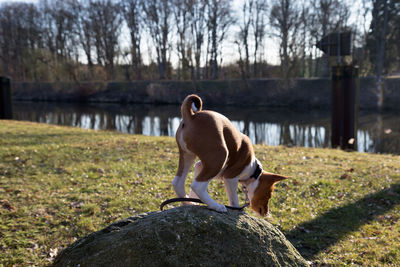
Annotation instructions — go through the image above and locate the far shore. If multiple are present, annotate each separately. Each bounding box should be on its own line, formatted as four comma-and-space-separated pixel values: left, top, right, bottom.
11, 77, 400, 110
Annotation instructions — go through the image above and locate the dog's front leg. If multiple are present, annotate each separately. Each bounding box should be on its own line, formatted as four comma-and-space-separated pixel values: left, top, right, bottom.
223, 177, 239, 207
191, 180, 227, 213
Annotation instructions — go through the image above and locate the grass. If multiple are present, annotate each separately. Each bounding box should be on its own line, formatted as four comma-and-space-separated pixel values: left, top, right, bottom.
0, 120, 399, 266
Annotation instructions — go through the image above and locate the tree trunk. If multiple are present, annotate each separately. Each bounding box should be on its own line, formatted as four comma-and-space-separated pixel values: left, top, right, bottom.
376, 0, 388, 111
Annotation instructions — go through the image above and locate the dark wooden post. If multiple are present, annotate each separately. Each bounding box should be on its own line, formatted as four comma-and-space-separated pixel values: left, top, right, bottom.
0, 76, 13, 119
342, 66, 358, 150
316, 32, 359, 150
331, 67, 343, 148
331, 66, 359, 150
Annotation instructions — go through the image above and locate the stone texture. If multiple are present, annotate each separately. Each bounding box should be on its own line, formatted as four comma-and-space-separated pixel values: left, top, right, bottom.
53, 206, 308, 267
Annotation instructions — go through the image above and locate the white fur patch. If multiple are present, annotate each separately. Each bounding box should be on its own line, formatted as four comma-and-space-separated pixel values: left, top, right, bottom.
172, 154, 194, 198
224, 177, 239, 207
246, 179, 259, 201
191, 102, 198, 112
191, 180, 227, 212
237, 156, 262, 202
237, 156, 257, 180
172, 175, 186, 198
179, 131, 190, 152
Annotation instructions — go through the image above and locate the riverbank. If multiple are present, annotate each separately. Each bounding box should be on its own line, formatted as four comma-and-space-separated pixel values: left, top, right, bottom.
1, 120, 399, 265
11, 77, 400, 110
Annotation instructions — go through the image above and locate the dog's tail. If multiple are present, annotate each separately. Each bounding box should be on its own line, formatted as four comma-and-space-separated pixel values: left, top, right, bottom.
181, 94, 202, 121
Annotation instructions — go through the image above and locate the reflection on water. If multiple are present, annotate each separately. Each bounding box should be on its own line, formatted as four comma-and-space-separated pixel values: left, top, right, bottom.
12, 102, 400, 154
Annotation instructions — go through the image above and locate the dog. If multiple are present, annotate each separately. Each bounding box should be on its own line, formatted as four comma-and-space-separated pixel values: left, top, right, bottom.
172, 94, 288, 216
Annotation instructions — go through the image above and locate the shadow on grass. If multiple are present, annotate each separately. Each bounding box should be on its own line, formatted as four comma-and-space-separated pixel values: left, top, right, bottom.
285, 183, 400, 259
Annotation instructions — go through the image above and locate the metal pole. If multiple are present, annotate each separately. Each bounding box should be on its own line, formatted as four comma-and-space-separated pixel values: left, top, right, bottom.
0, 76, 13, 119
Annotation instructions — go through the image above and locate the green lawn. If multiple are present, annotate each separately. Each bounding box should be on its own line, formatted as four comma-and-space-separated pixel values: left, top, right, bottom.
0, 120, 399, 266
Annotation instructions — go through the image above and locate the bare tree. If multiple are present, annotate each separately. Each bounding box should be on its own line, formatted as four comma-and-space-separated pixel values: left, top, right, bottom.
0, 2, 44, 80
236, 0, 268, 79
270, 0, 302, 83
310, 0, 350, 76
251, 0, 267, 78
73, 0, 94, 70
0, 0, 383, 82
38, 0, 77, 61
123, 0, 143, 80
237, 0, 253, 79
375, 0, 388, 110
37, 0, 82, 81
188, 0, 207, 80
367, 0, 400, 77
173, 0, 191, 80
368, 0, 390, 110
88, 0, 123, 80
206, 0, 232, 79
54, 2, 76, 59
352, 0, 373, 76
142, 0, 172, 80
298, 2, 310, 77
0, 3, 23, 77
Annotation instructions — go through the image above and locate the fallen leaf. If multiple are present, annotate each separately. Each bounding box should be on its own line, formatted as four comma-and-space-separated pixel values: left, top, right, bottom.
70, 201, 83, 209
292, 180, 301, 186
49, 247, 58, 258
97, 168, 105, 175
340, 173, 350, 179
47, 247, 60, 262
1, 199, 16, 211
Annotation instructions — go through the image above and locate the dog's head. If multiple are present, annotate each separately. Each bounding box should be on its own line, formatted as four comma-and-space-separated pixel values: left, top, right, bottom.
250, 172, 288, 216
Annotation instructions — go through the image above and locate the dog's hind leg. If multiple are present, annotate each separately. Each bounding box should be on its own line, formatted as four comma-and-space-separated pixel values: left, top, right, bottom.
191, 148, 228, 213
173, 148, 195, 198
188, 161, 202, 199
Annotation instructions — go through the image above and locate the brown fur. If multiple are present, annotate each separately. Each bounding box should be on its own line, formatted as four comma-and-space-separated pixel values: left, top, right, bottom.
176, 95, 252, 182
175, 94, 288, 216
250, 172, 288, 216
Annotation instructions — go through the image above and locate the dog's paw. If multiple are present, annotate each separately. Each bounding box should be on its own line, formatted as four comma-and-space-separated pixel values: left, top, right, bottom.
209, 203, 227, 213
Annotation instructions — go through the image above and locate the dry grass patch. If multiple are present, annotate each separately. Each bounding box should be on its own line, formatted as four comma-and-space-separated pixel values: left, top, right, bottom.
0, 120, 399, 266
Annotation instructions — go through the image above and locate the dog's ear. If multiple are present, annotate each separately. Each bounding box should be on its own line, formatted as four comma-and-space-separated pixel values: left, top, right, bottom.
263, 172, 289, 184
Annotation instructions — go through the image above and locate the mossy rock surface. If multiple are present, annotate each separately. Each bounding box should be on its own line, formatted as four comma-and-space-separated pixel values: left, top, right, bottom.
54, 206, 308, 267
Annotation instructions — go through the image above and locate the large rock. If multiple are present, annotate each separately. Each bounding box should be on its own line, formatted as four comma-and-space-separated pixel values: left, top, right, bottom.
54, 206, 308, 266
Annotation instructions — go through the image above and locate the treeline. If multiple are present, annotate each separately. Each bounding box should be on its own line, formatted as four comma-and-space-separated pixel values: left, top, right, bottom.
0, 0, 399, 82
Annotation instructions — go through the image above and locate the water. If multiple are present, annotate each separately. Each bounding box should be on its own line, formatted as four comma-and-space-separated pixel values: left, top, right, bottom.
11, 101, 400, 154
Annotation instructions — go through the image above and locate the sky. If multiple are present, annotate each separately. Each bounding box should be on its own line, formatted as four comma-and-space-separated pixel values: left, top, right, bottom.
0, 0, 37, 2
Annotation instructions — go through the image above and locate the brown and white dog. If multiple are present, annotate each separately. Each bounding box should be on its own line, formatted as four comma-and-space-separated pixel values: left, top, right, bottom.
173, 94, 288, 216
